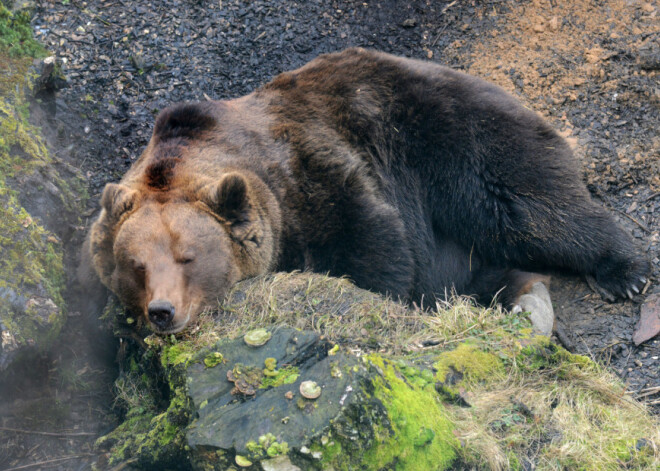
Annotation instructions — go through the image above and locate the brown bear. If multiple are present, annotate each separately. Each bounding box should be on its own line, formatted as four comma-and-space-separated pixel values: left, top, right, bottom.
83, 48, 650, 334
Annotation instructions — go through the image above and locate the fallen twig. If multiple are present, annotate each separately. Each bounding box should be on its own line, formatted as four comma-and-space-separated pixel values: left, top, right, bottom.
614, 208, 651, 233
634, 385, 660, 398
0, 426, 96, 438
644, 191, 660, 202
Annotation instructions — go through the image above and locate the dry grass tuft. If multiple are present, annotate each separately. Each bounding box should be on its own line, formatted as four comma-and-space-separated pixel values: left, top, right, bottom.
178, 271, 510, 355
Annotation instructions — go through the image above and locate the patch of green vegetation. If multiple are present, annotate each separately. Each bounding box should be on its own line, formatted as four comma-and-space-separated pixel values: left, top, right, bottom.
99, 361, 192, 468
260, 365, 299, 389
203, 351, 224, 368
316, 436, 342, 463
0, 5, 47, 58
433, 342, 504, 384
361, 354, 458, 470
160, 341, 195, 367
0, 4, 85, 356
0, 152, 66, 347
447, 334, 660, 470
104, 273, 660, 470
97, 368, 160, 465
244, 433, 289, 460
515, 335, 592, 376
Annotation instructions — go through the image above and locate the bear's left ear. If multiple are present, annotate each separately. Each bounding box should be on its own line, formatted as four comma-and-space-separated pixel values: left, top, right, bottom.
200, 173, 252, 225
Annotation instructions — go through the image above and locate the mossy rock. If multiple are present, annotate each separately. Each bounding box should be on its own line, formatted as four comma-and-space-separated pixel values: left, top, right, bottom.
99, 273, 660, 470
0, 5, 84, 370
101, 327, 458, 470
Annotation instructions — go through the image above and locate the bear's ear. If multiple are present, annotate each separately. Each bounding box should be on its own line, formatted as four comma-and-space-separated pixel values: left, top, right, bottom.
201, 173, 252, 224
100, 183, 137, 221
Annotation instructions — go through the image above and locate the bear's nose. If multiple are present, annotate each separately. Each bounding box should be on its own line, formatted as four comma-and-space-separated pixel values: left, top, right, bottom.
148, 299, 175, 330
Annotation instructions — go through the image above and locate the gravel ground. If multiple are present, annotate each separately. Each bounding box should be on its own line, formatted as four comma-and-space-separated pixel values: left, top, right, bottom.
0, 0, 657, 469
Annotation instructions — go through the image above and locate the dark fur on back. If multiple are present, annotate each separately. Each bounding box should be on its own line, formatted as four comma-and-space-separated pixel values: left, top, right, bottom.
144, 139, 186, 190
145, 103, 217, 190
262, 48, 649, 303
153, 102, 217, 142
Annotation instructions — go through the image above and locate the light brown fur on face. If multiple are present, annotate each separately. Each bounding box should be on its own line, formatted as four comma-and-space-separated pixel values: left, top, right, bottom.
109, 201, 240, 333
87, 167, 281, 333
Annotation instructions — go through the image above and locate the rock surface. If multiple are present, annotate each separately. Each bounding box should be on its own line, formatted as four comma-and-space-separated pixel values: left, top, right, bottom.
96, 273, 660, 470
100, 323, 457, 470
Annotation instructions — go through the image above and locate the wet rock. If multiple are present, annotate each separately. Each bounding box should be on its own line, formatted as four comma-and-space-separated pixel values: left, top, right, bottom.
633, 293, 660, 346
186, 329, 369, 463
97, 273, 660, 470
0, 19, 83, 373
100, 323, 460, 470
401, 18, 417, 28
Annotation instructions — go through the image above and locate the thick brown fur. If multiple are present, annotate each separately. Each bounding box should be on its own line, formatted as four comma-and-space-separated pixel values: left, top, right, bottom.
83, 48, 650, 333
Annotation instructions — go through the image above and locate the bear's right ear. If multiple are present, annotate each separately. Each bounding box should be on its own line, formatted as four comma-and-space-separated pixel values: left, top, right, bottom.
200, 173, 252, 225
100, 183, 137, 221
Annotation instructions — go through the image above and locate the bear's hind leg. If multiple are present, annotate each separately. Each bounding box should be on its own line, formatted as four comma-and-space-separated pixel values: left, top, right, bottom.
478, 192, 651, 302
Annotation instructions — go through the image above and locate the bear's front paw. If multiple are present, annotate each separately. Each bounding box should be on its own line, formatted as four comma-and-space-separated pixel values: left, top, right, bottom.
589, 253, 651, 301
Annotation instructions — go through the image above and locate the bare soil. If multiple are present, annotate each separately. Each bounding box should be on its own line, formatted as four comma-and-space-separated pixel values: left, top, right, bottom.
0, 0, 657, 469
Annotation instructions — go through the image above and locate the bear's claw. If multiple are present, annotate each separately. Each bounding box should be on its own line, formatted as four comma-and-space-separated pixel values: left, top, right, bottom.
585, 276, 614, 302
589, 255, 652, 302
587, 272, 650, 302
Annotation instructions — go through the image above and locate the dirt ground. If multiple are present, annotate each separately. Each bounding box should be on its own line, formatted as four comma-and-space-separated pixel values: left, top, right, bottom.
0, 0, 658, 469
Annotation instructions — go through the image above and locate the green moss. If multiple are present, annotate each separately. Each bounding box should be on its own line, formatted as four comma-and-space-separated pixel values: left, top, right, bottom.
515, 335, 594, 376
245, 440, 261, 454
433, 342, 504, 384
99, 367, 192, 468
361, 354, 458, 470
264, 357, 277, 370
320, 438, 342, 463
0, 191, 65, 346
203, 351, 224, 368
161, 342, 195, 367
101, 275, 660, 470
260, 365, 299, 389
243, 433, 288, 461
0, 6, 84, 355
0, 5, 47, 58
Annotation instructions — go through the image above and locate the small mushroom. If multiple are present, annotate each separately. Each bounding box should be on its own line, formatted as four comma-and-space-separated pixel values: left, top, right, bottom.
300, 380, 322, 399
235, 455, 252, 467
244, 328, 271, 347
264, 357, 277, 370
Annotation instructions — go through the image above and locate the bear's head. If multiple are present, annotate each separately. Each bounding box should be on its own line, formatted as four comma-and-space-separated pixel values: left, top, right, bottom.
88, 171, 281, 334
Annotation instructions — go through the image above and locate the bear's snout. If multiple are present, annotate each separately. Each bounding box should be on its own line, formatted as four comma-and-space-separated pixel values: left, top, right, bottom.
148, 299, 175, 330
